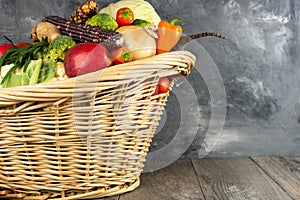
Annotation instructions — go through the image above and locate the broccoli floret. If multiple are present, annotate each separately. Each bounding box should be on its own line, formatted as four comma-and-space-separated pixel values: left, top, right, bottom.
45, 35, 76, 62
86, 13, 118, 31
33, 46, 48, 60
132, 19, 152, 28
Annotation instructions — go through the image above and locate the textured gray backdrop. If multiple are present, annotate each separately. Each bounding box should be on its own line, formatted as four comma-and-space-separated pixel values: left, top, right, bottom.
0, 0, 299, 157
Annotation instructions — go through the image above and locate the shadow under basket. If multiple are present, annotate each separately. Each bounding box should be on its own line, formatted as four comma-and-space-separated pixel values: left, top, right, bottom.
0, 51, 196, 200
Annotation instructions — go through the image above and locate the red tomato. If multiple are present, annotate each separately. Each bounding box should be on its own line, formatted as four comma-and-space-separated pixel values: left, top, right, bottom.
16, 42, 32, 48
158, 77, 170, 94
111, 46, 133, 65
116, 7, 134, 27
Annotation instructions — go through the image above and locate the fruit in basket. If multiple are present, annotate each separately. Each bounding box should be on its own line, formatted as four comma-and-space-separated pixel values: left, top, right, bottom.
116, 7, 135, 27
158, 77, 170, 93
116, 25, 156, 60
111, 46, 133, 65
0, 44, 13, 58
156, 19, 183, 54
86, 13, 118, 31
64, 42, 112, 78
152, 77, 170, 95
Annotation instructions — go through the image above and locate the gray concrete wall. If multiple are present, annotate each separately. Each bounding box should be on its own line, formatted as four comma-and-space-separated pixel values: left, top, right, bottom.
0, 0, 299, 157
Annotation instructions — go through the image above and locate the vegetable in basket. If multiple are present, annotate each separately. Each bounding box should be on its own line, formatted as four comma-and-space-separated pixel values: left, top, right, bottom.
0, 41, 31, 58
37, 60, 57, 83
16, 42, 32, 48
116, 7, 135, 27
0, 44, 13, 57
116, 25, 156, 60
156, 19, 183, 54
99, 0, 161, 27
41, 35, 76, 62
43, 16, 124, 47
31, 22, 61, 42
69, 0, 98, 23
111, 46, 133, 65
86, 13, 119, 31
21, 59, 42, 86
0, 35, 75, 87
0, 38, 49, 85
1, 59, 56, 88
132, 19, 152, 28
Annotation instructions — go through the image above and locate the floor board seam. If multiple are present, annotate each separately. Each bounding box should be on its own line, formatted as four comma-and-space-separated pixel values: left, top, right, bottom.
190, 158, 207, 200
249, 157, 295, 200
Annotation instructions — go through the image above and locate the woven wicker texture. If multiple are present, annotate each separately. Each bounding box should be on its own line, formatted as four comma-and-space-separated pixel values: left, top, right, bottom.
0, 51, 196, 199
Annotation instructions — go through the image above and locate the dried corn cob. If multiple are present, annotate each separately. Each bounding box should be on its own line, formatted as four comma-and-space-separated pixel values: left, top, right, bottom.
69, 0, 98, 23
42, 16, 124, 47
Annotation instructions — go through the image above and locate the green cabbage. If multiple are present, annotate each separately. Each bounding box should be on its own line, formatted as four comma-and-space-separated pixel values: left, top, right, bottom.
2, 74, 22, 88
38, 60, 56, 83
99, 0, 161, 27
21, 59, 42, 86
1, 59, 56, 88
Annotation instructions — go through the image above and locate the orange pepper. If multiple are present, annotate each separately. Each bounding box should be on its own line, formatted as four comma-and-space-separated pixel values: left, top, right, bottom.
156, 19, 183, 54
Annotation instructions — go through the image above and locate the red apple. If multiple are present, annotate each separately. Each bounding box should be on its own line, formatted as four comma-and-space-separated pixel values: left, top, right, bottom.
0, 43, 13, 58
152, 85, 159, 96
64, 43, 112, 78
152, 77, 170, 96
158, 77, 170, 93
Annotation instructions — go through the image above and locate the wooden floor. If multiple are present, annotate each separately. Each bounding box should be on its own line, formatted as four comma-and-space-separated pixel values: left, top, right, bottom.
99, 157, 300, 200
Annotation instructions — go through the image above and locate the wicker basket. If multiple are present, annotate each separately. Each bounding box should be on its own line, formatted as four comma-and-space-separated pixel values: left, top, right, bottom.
0, 51, 196, 199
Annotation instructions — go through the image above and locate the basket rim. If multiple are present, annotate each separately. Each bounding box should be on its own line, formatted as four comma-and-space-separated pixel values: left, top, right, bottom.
0, 50, 195, 106
0, 50, 195, 91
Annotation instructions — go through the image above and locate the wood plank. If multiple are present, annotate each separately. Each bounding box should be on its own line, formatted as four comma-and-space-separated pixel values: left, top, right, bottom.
192, 158, 292, 200
119, 159, 205, 200
251, 157, 300, 200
